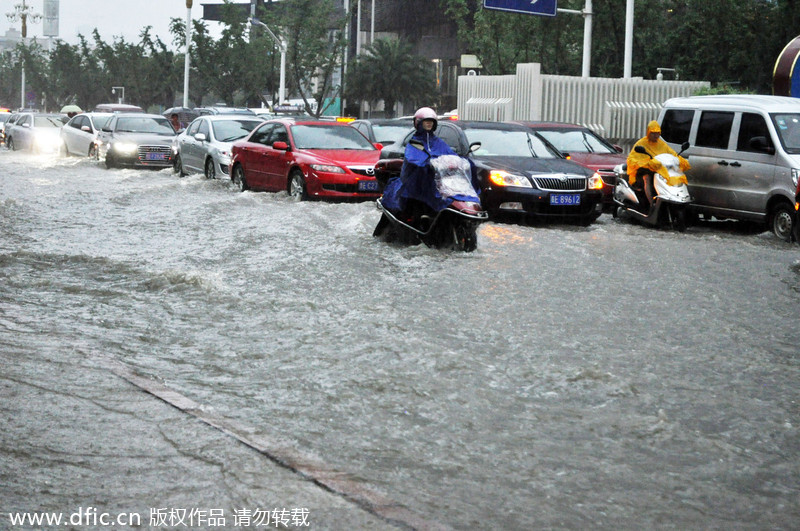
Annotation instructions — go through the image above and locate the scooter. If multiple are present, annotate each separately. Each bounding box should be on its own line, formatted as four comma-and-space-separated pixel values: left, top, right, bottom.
612, 141, 692, 231
373, 146, 488, 252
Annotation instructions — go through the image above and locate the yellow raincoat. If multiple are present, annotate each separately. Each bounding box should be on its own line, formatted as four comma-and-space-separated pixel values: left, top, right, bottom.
627, 121, 691, 187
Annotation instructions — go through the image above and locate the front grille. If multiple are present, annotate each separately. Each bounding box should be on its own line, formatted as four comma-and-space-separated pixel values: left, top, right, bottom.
137, 145, 171, 161
532, 175, 586, 192
348, 165, 376, 177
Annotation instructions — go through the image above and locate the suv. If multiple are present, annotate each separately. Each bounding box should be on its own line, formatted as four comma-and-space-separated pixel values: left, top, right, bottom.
659, 95, 800, 240
378, 120, 604, 225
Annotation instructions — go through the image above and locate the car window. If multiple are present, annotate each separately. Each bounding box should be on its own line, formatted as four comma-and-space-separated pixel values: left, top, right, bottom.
197, 120, 210, 137
372, 124, 414, 145
211, 119, 261, 142
696, 111, 734, 149
464, 128, 558, 158
249, 123, 275, 145
737, 113, 773, 153
771, 113, 800, 154
19, 115, 32, 126
537, 129, 615, 154
70, 116, 83, 129
115, 116, 175, 134
34, 116, 63, 127
91, 115, 112, 130
186, 120, 201, 136
291, 124, 375, 150
437, 124, 462, 152
660, 109, 694, 145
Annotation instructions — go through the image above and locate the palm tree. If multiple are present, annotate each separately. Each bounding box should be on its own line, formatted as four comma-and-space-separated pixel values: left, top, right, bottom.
346, 38, 438, 118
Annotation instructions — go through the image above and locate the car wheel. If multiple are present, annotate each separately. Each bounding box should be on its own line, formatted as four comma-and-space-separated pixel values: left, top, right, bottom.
288, 170, 307, 200
232, 164, 248, 191
105, 153, 116, 169
204, 157, 216, 179
88, 144, 97, 159
770, 201, 794, 241
174, 154, 187, 177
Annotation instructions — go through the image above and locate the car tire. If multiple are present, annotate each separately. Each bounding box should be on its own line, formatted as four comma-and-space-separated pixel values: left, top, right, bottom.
770, 201, 794, 241
204, 158, 216, 179
105, 153, 116, 169
288, 170, 307, 200
175, 154, 187, 177
232, 164, 248, 192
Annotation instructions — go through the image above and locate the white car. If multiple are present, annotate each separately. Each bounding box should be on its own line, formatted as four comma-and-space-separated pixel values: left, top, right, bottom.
60, 112, 114, 158
174, 115, 264, 179
4, 112, 64, 153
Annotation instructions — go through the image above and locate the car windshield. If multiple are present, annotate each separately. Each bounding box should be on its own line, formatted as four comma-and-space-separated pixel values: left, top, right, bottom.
536, 129, 616, 154
291, 124, 375, 150
34, 116, 64, 128
771, 113, 800, 154
212, 119, 262, 142
92, 116, 113, 130
371, 124, 413, 145
115, 117, 175, 134
463, 128, 559, 158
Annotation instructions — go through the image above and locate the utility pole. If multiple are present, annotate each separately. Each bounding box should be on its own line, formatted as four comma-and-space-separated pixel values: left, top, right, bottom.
6, 1, 42, 110
183, 0, 192, 108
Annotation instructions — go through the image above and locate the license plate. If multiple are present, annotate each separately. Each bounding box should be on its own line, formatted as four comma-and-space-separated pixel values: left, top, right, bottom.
144, 152, 168, 161
358, 180, 379, 192
550, 193, 581, 206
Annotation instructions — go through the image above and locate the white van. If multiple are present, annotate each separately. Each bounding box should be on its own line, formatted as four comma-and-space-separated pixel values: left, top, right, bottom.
658, 95, 800, 239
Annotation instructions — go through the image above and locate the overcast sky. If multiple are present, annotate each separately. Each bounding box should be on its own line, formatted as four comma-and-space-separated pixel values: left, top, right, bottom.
1, 0, 226, 46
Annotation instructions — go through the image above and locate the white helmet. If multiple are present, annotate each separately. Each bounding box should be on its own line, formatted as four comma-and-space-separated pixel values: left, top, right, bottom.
413, 107, 438, 131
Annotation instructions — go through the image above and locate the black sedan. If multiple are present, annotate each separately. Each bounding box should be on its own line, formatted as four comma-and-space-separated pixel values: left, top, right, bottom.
98, 113, 177, 169
378, 120, 604, 225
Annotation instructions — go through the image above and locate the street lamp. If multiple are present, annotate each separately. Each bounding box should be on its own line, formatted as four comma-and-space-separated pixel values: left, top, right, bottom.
249, 17, 287, 107
183, 0, 192, 108
6, 1, 42, 110
112, 86, 125, 104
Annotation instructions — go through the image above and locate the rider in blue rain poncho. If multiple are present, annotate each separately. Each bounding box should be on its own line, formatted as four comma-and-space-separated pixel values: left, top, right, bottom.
381, 107, 481, 214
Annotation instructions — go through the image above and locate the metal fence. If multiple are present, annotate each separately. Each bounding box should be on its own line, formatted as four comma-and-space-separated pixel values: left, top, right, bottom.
458, 63, 709, 150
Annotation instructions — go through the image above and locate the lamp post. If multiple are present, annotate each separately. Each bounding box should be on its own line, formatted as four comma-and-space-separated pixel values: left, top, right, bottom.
183, 0, 192, 108
6, 1, 42, 110
249, 17, 287, 106
112, 86, 125, 104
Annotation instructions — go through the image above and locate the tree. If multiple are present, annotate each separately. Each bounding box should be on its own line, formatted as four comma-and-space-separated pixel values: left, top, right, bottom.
345, 38, 438, 117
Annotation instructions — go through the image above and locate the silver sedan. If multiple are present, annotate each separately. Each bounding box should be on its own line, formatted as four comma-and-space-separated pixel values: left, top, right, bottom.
173, 115, 264, 179
60, 112, 113, 158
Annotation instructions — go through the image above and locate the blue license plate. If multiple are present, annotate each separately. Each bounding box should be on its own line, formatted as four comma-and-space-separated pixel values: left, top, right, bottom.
145, 152, 167, 161
358, 180, 379, 192
550, 193, 581, 206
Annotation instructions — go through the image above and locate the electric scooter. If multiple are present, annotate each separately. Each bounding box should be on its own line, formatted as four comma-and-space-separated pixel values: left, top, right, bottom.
612, 142, 692, 231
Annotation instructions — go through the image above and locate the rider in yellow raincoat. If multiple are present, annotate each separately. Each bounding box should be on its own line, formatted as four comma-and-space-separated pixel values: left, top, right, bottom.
627, 120, 691, 205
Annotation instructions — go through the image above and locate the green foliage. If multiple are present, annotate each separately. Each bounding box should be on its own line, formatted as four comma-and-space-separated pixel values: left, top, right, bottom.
345, 38, 438, 118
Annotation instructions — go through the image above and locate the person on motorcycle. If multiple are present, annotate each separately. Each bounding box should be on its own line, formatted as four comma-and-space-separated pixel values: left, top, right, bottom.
627, 120, 691, 208
381, 107, 459, 215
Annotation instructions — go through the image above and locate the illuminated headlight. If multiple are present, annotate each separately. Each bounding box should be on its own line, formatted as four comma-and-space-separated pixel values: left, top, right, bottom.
792, 168, 799, 187
488, 170, 532, 188
34, 135, 62, 151
112, 142, 138, 153
588, 172, 604, 190
310, 164, 345, 173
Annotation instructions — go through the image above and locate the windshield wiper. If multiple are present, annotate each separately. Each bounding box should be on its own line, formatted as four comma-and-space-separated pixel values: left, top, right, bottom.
581, 132, 594, 152
526, 135, 539, 158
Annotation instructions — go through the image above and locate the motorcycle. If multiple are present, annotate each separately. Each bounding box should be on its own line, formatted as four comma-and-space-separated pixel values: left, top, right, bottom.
373, 143, 488, 252
612, 141, 692, 231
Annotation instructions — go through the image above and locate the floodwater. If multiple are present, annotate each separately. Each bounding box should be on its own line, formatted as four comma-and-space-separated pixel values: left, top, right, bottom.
1, 150, 799, 530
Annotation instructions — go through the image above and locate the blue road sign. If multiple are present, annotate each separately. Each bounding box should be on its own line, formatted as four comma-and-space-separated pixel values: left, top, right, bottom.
483, 0, 558, 17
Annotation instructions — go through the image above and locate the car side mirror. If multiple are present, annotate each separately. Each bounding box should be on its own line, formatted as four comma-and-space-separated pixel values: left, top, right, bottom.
194, 133, 206, 142
272, 141, 289, 150
373, 142, 383, 151
749, 136, 775, 154
409, 140, 425, 151
613, 144, 623, 153
102, 127, 112, 132
22, 122, 30, 128
634, 145, 650, 156
469, 142, 482, 153
81, 126, 91, 132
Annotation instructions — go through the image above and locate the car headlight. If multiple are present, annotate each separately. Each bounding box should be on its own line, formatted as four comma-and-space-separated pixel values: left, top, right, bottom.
588, 172, 604, 190
488, 170, 532, 188
112, 142, 138, 153
791, 168, 799, 188
310, 164, 345, 173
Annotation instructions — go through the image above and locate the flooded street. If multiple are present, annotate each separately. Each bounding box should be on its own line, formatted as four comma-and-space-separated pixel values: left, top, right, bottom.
2, 150, 799, 530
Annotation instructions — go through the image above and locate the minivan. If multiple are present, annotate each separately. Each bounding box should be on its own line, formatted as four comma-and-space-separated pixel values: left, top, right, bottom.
658, 95, 800, 240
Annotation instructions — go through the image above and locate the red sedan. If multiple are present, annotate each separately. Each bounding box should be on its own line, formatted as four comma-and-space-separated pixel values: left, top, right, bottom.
230, 119, 382, 200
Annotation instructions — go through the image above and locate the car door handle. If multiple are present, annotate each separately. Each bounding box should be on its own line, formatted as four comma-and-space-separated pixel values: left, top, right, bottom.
729, 161, 741, 167
717, 160, 729, 166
